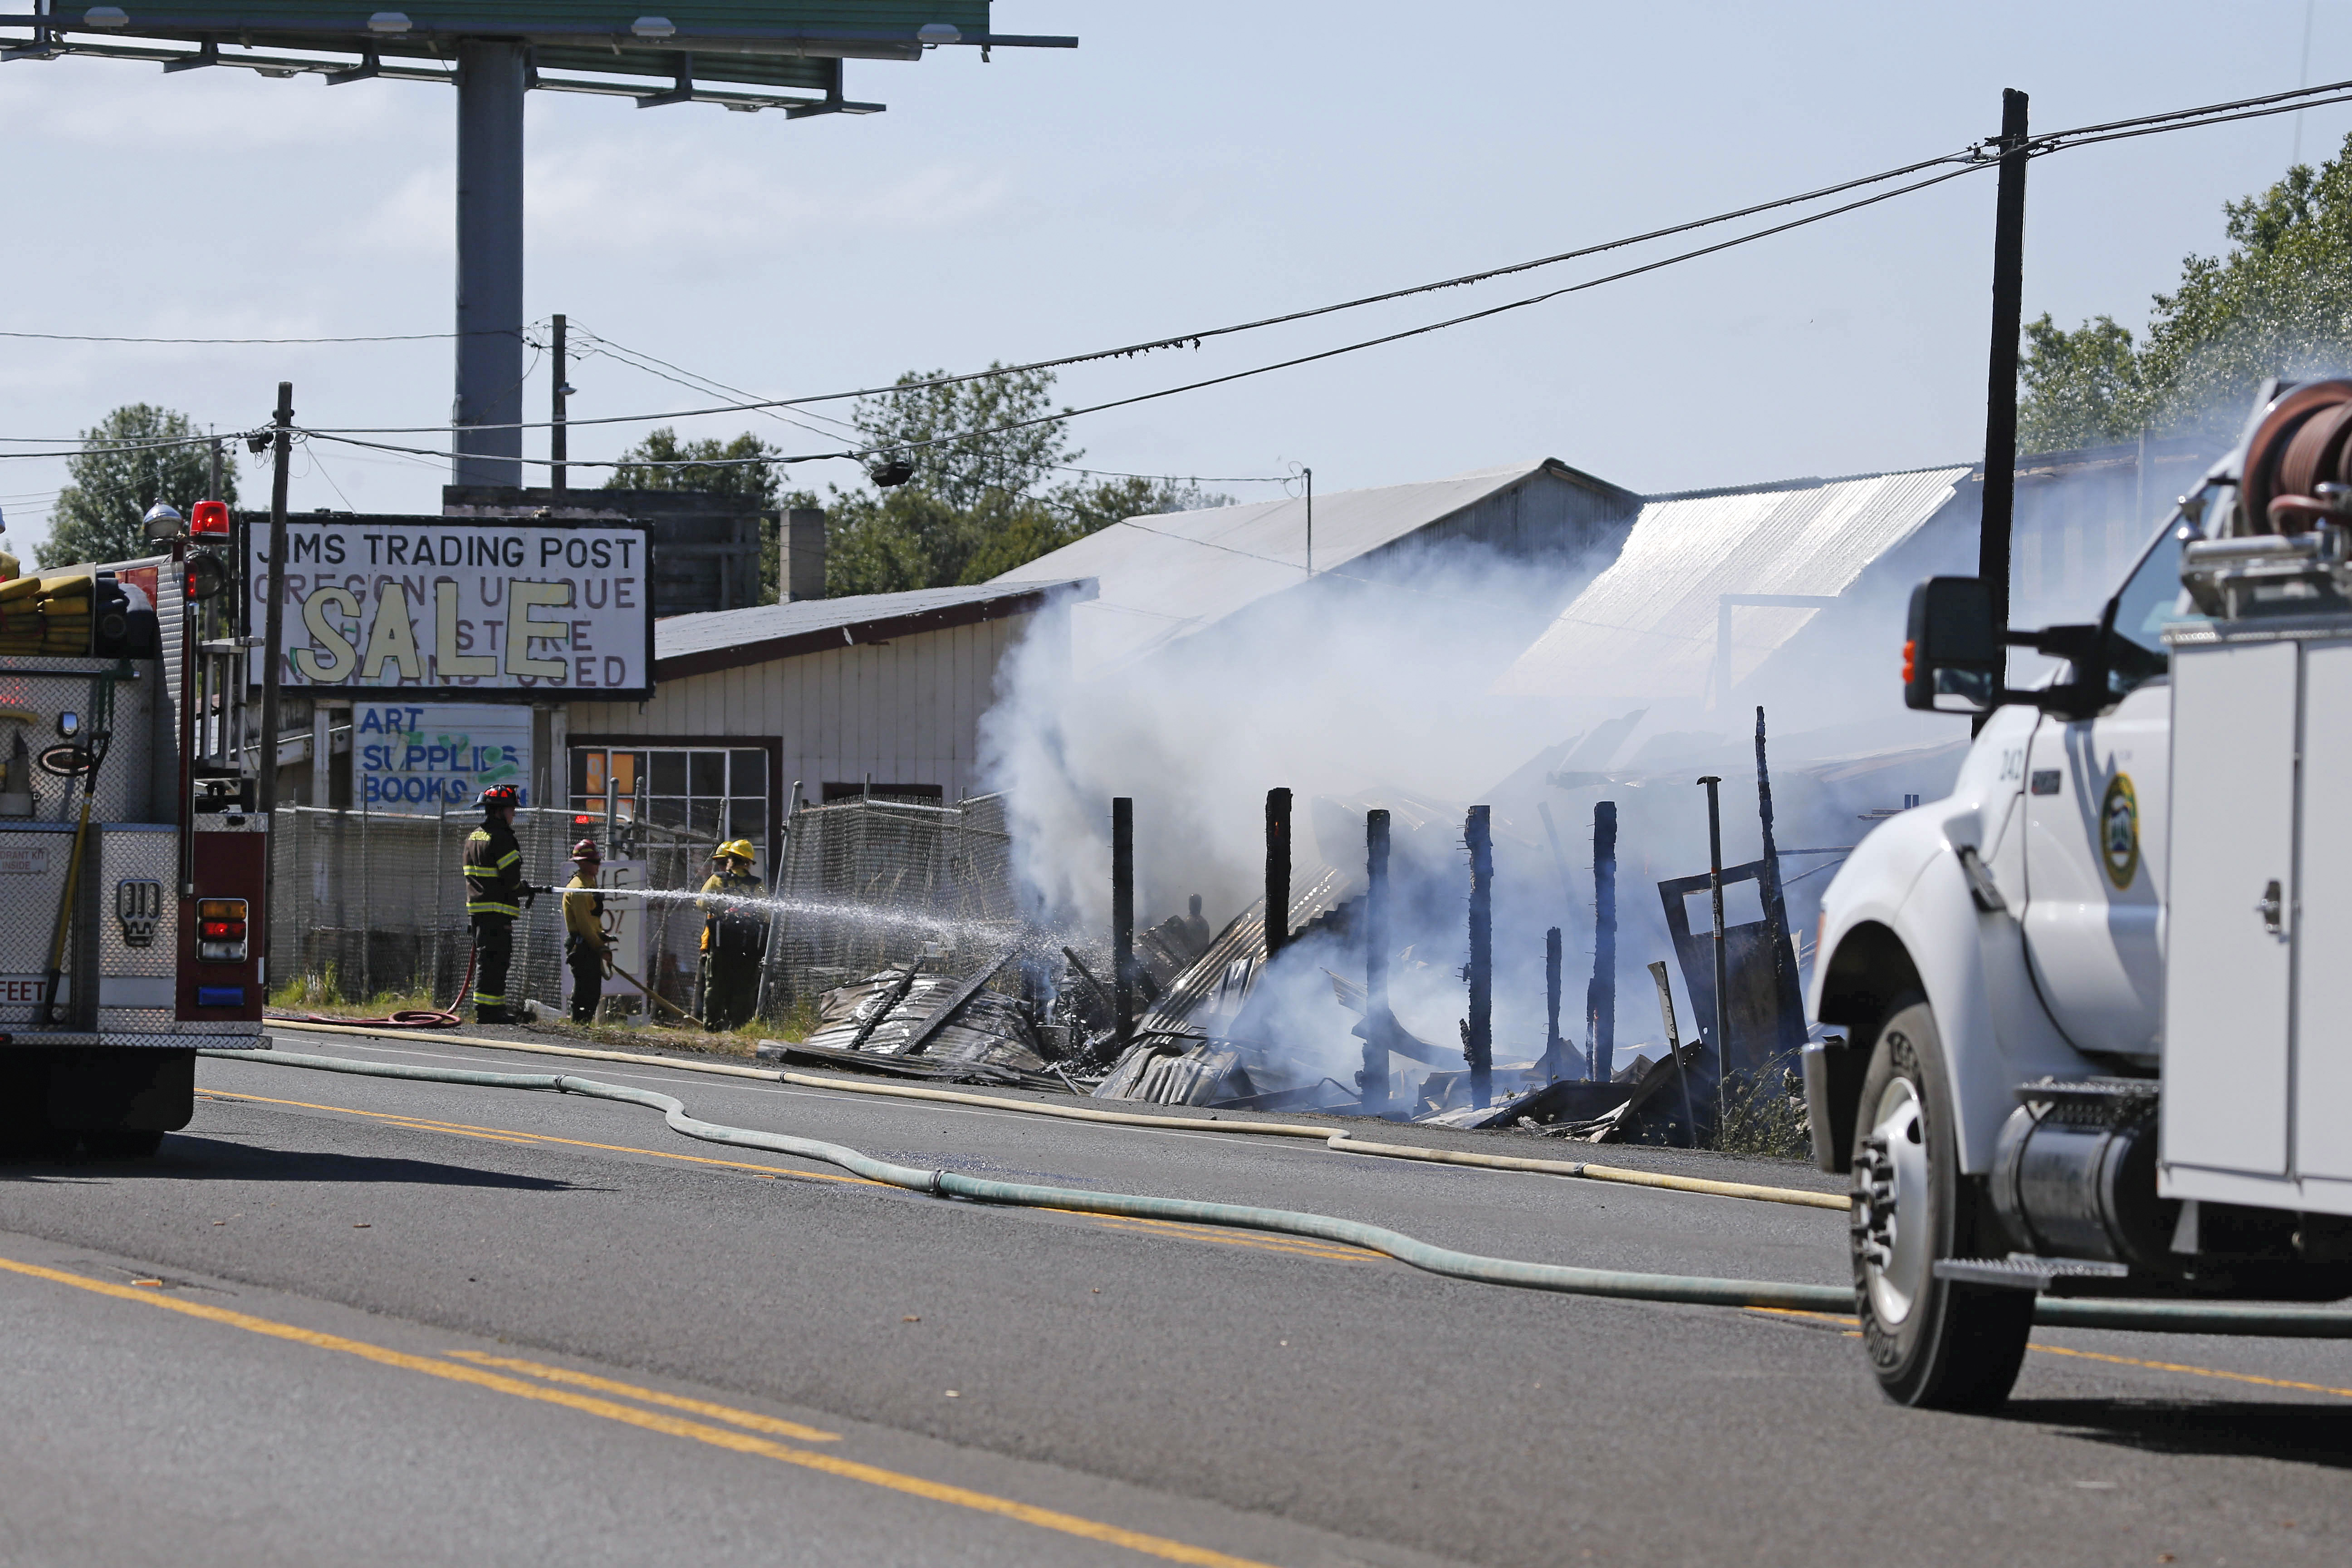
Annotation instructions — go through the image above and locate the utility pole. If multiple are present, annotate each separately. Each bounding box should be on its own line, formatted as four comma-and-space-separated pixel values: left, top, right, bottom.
551, 313, 569, 495
257, 382, 294, 889
1977, 88, 2029, 734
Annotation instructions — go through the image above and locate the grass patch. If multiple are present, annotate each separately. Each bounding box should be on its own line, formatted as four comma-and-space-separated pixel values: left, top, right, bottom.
1711, 1061, 1813, 1159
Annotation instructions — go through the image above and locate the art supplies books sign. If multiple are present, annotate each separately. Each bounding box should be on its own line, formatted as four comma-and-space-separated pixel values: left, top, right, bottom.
249, 517, 653, 700
356, 705, 533, 814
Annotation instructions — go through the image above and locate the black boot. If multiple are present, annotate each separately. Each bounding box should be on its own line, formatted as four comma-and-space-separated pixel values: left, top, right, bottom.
476, 1005, 509, 1025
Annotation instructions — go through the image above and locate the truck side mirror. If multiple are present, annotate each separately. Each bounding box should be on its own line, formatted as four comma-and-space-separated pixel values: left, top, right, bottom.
1905, 577, 1999, 713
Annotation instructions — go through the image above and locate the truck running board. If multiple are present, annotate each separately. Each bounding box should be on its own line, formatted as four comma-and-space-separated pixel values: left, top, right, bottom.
1934, 1254, 2132, 1293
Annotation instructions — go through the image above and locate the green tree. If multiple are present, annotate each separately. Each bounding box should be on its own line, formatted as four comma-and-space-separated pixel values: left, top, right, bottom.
2018, 314, 2143, 452
823, 366, 1231, 594
606, 426, 787, 508
40, 405, 236, 568
2019, 133, 2352, 449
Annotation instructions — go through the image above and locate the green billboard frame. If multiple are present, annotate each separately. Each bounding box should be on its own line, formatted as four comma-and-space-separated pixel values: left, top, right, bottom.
1, 2, 1073, 107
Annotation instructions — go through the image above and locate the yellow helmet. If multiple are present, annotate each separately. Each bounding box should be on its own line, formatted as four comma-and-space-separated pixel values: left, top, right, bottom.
714, 838, 755, 863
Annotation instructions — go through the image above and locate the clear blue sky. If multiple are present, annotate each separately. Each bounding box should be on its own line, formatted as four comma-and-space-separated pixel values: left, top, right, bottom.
3, 1, 2349, 550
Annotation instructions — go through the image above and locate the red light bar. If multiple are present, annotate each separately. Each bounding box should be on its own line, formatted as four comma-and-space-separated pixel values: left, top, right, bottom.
191, 500, 231, 537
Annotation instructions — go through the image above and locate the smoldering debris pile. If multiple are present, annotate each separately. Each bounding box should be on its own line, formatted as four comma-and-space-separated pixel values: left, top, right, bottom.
750, 710, 1863, 1159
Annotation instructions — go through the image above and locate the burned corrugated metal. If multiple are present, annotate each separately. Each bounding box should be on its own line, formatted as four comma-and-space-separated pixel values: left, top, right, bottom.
1089, 866, 1351, 1107
759, 961, 1066, 1090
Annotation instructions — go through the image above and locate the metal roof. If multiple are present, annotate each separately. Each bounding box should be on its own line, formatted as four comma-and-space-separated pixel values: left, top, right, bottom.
1493, 466, 1970, 702
992, 459, 1634, 672
652, 579, 1093, 679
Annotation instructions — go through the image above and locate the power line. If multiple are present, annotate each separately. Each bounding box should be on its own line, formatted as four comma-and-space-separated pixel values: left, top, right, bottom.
573, 324, 1294, 484
0, 327, 517, 345
294, 71, 2352, 443
304, 156, 1983, 476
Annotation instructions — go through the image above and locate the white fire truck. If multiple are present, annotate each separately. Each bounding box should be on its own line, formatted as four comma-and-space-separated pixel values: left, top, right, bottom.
1808, 380, 2352, 1409
0, 500, 266, 1158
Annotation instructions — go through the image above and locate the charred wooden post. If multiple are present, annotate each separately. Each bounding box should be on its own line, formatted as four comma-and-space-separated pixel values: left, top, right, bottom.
1588, 801, 1617, 1082
1544, 926, 1564, 1080
1265, 786, 1293, 960
1754, 706, 1807, 1062
1697, 774, 1731, 1131
1112, 797, 1136, 1048
1465, 804, 1493, 1109
1362, 808, 1392, 1112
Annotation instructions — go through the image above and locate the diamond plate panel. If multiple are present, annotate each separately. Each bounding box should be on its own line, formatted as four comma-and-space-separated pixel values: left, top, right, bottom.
0, 657, 159, 823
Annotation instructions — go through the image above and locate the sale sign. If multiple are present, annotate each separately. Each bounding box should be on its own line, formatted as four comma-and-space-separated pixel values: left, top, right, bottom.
249, 517, 653, 700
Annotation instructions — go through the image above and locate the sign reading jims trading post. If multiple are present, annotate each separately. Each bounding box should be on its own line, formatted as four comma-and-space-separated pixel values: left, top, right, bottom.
247, 517, 654, 701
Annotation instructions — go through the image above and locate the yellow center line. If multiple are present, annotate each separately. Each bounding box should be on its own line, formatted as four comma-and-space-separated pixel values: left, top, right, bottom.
197, 1089, 878, 1186
1743, 1306, 2352, 1398
1088, 1216, 1377, 1263
2027, 1341, 2352, 1400
1031, 1204, 1382, 1263
443, 1350, 842, 1441
0, 1254, 1276, 1568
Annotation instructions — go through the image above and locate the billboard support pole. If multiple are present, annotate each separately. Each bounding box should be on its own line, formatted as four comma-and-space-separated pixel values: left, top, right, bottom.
455, 40, 526, 489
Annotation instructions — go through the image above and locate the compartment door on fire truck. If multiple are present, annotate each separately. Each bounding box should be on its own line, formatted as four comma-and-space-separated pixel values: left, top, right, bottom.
2019, 527, 2184, 1058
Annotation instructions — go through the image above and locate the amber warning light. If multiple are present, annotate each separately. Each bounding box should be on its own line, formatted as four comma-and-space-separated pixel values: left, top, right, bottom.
190, 500, 231, 538
197, 897, 248, 962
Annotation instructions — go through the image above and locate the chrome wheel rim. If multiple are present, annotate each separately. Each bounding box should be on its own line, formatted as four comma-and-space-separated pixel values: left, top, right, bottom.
1856, 1077, 1931, 1326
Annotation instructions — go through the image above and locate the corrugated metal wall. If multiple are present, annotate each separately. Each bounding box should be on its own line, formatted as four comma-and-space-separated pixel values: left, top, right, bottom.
569, 611, 1027, 804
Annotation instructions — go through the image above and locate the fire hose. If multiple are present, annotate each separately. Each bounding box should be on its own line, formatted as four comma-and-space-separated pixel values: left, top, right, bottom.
197, 1045, 2352, 1338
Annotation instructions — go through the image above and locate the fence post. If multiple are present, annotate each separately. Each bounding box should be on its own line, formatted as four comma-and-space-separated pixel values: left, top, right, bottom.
754, 779, 802, 1021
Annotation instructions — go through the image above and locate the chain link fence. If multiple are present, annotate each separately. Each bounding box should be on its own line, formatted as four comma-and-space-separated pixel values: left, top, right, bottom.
759, 793, 1022, 1011
268, 794, 1026, 1020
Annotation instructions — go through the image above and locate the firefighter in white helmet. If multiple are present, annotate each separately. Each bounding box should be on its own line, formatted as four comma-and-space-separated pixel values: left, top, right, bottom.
698, 838, 766, 1031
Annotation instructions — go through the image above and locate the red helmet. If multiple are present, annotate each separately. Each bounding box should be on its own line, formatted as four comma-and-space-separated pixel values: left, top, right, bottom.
569, 838, 601, 862
478, 784, 519, 810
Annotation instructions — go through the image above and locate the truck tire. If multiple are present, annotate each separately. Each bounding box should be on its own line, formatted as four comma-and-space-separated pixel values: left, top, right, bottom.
1850, 996, 2032, 1410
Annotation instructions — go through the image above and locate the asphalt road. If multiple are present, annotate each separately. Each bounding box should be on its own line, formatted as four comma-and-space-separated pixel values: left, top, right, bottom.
3, 1028, 2349, 1568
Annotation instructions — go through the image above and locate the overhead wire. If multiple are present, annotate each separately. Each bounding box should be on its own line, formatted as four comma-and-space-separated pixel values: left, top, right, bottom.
294, 72, 2352, 446
16, 73, 2352, 479
573, 323, 1295, 486
300, 157, 1989, 476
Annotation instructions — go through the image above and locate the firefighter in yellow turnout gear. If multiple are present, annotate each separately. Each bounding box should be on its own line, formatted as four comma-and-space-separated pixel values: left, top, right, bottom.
562, 838, 609, 1025
461, 785, 533, 1024
698, 839, 766, 1032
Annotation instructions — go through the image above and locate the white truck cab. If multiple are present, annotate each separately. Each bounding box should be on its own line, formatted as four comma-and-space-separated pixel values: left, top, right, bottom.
1806, 380, 2352, 1409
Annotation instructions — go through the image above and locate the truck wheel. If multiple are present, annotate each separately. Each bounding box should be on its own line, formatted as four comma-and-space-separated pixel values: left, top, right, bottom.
1850, 996, 2031, 1411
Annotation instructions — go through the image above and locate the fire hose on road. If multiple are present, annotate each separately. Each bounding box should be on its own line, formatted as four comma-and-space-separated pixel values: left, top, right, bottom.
197, 1046, 2352, 1338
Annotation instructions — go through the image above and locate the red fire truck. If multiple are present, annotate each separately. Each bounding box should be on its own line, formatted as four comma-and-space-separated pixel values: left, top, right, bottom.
0, 499, 266, 1158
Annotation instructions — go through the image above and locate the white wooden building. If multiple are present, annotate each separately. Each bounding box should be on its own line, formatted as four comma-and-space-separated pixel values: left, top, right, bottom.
561, 580, 1092, 864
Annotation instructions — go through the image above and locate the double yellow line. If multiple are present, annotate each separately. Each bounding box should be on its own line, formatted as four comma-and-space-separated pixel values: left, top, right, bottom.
0, 1252, 1277, 1567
